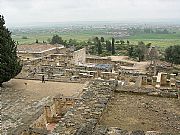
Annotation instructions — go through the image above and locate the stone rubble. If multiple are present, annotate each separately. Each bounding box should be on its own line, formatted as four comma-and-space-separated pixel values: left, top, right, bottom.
52, 79, 179, 135
1, 87, 52, 134
53, 79, 117, 135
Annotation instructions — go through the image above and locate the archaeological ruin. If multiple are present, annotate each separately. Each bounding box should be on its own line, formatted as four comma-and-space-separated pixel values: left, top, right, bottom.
1, 43, 180, 135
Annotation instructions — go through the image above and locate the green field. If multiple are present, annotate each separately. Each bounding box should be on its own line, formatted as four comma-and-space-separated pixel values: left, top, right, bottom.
12, 33, 111, 44
128, 32, 180, 39
126, 32, 180, 48
12, 30, 180, 50
125, 39, 180, 49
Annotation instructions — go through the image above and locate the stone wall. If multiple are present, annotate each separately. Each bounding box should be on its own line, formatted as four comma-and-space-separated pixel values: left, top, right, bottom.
53, 79, 117, 134
73, 48, 86, 65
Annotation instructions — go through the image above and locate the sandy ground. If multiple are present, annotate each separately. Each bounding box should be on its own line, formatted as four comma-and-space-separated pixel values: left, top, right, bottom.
3, 79, 86, 101
110, 56, 150, 72
100, 93, 180, 133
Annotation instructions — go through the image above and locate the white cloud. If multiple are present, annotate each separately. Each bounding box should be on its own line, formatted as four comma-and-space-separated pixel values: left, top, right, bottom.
0, 0, 180, 26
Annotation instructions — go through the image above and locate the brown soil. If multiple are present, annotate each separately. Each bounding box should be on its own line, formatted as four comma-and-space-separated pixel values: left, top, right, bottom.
100, 93, 180, 133
3, 79, 85, 101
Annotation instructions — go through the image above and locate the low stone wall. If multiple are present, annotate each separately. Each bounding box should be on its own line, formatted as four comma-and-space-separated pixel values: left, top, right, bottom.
53, 79, 117, 134
116, 86, 178, 99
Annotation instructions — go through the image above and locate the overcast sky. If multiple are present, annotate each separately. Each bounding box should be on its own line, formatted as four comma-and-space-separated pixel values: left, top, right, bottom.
0, 0, 180, 26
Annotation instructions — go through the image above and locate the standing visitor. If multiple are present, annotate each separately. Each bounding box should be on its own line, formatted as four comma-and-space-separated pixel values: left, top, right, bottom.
42, 75, 45, 83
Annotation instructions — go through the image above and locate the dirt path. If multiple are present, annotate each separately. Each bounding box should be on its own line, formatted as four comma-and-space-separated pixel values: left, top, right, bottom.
3, 79, 85, 101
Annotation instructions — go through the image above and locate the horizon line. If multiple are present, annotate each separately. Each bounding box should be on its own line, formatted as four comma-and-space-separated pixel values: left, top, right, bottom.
7, 19, 180, 28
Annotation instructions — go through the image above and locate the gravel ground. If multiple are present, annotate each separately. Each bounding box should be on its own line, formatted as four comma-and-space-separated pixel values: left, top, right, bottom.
100, 93, 180, 134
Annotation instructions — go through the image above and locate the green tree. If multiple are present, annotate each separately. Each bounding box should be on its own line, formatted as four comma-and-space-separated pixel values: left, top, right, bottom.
50, 35, 63, 44
106, 40, 111, 52
120, 40, 125, 45
63, 40, 67, 47
35, 39, 38, 43
128, 41, 149, 61
47, 38, 51, 43
128, 46, 134, 57
68, 39, 79, 46
116, 40, 120, 44
146, 43, 151, 48
97, 40, 102, 55
100, 37, 105, 42
127, 40, 130, 45
87, 39, 93, 44
0, 15, 22, 86
112, 38, 115, 55
165, 45, 180, 64
135, 41, 146, 61
93, 37, 99, 44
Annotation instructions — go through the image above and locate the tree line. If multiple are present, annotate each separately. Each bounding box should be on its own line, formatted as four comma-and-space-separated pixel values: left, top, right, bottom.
47, 35, 116, 56
92, 36, 115, 55
49, 34, 180, 64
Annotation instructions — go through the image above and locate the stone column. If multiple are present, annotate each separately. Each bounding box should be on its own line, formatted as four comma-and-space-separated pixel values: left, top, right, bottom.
161, 73, 167, 86
170, 74, 176, 88
142, 76, 147, 85
152, 76, 157, 87
135, 76, 143, 88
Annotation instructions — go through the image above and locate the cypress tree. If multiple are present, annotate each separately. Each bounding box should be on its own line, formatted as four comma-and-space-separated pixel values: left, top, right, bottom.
106, 40, 111, 52
112, 37, 115, 55
0, 15, 22, 86
97, 40, 102, 55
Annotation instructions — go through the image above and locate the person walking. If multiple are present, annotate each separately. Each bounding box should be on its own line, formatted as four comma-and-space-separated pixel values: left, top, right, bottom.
42, 75, 45, 83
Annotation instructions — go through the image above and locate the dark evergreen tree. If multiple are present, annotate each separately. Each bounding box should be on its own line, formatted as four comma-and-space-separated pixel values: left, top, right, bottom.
97, 40, 102, 55
128, 46, 134, 57
93, 37, 99, 44
50, 35, 63, 44
100, 37, 105, 42
165, 45, 180, 64
112, 37, 115, 55
106, 40, 111, 52
35, 39, 38, 43
0, 15, 22, 86
63, 40, 67, 47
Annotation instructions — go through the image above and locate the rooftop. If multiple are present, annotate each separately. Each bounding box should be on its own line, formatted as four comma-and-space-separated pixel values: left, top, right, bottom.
17, 44, 64, 53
